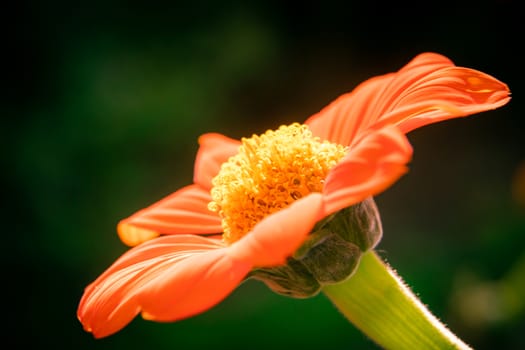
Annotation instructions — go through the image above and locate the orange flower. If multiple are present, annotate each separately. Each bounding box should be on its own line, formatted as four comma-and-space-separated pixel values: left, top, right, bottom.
77, 53, 510, 338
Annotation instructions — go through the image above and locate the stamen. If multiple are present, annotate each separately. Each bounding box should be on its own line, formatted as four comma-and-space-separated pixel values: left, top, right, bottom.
208, 123, 346, 243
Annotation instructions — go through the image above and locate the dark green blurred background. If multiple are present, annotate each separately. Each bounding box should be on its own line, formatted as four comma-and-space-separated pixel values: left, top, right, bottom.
6, 1, 524, 349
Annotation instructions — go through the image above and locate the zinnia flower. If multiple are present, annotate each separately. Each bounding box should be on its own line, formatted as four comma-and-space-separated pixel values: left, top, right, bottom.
77, 52, 510, 338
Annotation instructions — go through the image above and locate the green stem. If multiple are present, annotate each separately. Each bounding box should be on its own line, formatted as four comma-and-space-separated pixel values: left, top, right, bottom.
323, 250, 472, 350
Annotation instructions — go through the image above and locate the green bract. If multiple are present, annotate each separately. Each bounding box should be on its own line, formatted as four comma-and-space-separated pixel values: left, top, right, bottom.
250, 197, 382, 297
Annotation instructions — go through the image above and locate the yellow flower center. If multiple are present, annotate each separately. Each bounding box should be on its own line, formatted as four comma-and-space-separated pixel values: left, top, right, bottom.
208, 123, 346, 244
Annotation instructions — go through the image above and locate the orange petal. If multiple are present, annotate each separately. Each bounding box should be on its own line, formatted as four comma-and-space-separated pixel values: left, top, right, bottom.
305, 52, 510, 145
322, 126, 413, 216
378, 66, 511, 133
77, 235, 251, 338
118, 184, 222, 246
138, 247, 250, 322
117, 223, 160, 247
193, 133, 241, 190
228, 193, 324, 267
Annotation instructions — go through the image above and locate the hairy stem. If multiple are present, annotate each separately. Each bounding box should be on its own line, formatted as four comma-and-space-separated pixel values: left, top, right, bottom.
323, 250, 472, 349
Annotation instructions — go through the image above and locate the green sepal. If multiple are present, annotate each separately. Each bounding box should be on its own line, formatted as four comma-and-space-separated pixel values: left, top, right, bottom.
250, 197, 382, 297
250, 258, 321, 298
299, 232, 362, 284
322, 197, 383, 251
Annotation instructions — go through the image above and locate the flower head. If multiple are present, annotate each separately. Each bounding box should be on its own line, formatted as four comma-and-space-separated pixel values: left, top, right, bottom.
77, 53, 510, 338
209, 123, 347, 243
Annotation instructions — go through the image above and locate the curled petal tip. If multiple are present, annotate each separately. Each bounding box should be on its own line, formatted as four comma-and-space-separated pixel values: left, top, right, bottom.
306, 52, 511, 144
445, 67, 510, 106
117, 221, 160, 247
116, 185, 222, 245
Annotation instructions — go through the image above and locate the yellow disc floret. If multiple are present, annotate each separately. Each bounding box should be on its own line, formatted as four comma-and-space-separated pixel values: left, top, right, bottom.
208, 123, 346, 244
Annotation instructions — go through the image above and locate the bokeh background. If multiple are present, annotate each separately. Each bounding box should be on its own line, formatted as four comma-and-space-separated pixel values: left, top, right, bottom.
6, 1, 524, 349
